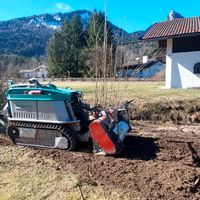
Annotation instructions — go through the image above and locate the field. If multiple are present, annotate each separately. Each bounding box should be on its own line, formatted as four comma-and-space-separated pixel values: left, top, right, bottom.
52, 81, 200, 123
0, 81, 200, 199
1, 122, 200, 199
52, 81, 200, 102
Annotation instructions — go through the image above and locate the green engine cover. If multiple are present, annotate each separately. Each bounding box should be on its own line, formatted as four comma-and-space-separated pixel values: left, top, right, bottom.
6, 80, 81, 102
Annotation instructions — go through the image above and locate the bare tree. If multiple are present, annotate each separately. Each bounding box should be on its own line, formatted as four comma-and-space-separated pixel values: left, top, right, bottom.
0, 81, 7, 110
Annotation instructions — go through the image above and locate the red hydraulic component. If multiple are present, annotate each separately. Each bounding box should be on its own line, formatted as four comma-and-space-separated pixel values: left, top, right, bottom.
89, 115, 118, 154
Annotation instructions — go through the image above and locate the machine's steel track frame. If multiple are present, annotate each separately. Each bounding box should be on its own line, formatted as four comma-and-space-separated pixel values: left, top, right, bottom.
7, 121, 78, 150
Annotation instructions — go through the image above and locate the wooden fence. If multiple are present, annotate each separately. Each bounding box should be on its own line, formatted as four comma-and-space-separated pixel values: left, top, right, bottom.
0, 77, 164, 84
20, 77, 163, 83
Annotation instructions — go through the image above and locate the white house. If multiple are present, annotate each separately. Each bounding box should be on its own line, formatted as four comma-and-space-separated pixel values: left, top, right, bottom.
141, 13, 200, 88
117, 60, 165, 78
19, 64, 48, 79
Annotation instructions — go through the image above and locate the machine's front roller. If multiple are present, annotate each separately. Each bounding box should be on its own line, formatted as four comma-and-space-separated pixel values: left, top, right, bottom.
7, 123, 78, 151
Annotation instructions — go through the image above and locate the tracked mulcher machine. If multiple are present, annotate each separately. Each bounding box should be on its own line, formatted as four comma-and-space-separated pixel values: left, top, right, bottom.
1, 79, 131, 155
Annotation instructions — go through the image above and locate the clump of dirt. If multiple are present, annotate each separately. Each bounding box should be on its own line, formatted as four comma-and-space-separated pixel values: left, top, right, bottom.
23, 122, 200, 200
0, 136, 12, 146
130, 99, 200, 123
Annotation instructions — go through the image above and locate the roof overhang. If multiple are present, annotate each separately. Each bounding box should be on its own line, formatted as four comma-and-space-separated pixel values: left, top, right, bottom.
140, 32, 200, 41
140, 16, 200, 41
116, 60, 158, 70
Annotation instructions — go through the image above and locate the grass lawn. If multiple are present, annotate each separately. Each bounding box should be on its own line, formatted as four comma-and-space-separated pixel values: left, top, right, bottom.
51, 81, 200, 104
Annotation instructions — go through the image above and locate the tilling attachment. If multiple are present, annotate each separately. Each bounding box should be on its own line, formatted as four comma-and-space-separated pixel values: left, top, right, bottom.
89, 109, 130, 155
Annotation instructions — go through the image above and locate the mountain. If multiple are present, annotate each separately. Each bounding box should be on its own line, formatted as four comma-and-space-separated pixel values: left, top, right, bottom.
0, 10, 143, 57
27, 10, 91, 30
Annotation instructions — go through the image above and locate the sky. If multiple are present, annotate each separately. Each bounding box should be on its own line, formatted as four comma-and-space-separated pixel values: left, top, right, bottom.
1, 0, 200, 33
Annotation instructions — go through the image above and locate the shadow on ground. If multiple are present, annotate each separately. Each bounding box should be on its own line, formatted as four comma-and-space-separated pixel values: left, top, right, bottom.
118, 135, 159, 160
75, 135, 159, 161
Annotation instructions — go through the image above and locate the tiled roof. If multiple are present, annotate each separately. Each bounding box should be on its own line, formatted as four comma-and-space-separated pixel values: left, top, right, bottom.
19, 65, 47, 73
141, 16, 200, 40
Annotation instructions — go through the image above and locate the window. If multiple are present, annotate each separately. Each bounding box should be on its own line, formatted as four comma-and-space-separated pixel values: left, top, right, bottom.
173, 36, 200, 53
194, 63, 200, 74
158, 40, 167, 48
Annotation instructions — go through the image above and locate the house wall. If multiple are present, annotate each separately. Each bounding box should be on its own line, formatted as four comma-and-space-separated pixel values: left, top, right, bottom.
166, 39, 200, 88
20, 72, 34, 79
35, 68, 48, 78
165, 39, 173, 88
20, 67, 48, 79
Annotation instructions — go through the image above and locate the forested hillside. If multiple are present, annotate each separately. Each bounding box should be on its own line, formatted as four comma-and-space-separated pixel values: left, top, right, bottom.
0, 10, 157, 78
0, 10, 143, 57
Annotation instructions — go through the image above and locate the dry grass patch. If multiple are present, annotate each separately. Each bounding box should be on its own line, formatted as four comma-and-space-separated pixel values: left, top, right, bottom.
52, 81, 200, 123
0, 138, 137, 200
52, 81, 200, 102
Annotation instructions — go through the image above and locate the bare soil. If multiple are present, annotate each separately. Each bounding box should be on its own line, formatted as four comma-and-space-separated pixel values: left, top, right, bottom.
1, 122, 200, 200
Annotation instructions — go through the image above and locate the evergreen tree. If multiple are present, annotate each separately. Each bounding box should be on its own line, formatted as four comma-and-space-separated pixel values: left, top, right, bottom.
47, 33, 61, 77
47, 11, 115, 78
85, 10, 115, 77
87, 10, 105, 47
48, 15, 85, 77
68, 14, 86, 77
48, 19, 70, 77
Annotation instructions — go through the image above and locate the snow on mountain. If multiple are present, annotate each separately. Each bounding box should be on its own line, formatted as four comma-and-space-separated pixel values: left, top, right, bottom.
28, 16, 61, 29
27, 10, 91, 30
54, 15, 61, 21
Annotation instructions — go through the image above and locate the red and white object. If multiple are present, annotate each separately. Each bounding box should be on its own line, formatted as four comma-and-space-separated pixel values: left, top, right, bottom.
28, 90, 43, 95
89, 109, 130, 155
89, 115, 118, 154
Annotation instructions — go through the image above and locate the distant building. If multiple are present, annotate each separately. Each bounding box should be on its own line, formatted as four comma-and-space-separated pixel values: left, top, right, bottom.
19, 64, 48, 79
116, 60, 165, 78
141, 14, 200, 88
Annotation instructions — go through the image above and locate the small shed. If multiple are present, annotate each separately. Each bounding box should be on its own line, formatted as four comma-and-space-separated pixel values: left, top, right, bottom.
140, 14, 200, 88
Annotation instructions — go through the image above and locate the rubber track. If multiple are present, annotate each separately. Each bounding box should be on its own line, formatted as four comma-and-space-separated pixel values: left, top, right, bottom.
8, 121, 78, 150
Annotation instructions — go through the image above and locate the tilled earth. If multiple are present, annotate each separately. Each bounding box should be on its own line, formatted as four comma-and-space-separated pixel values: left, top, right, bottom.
1, 122, 200, 200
